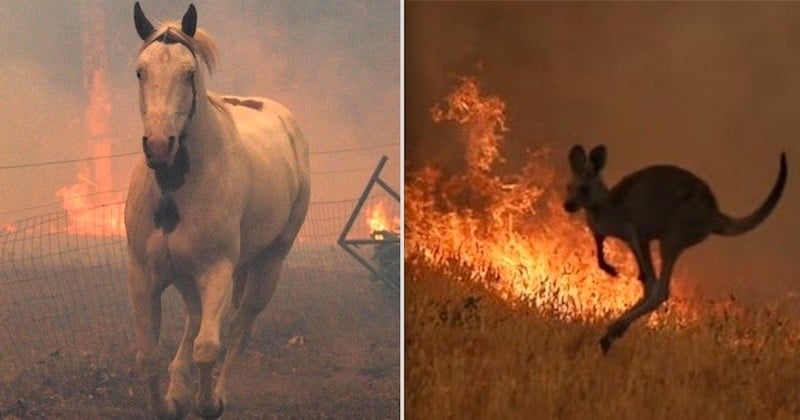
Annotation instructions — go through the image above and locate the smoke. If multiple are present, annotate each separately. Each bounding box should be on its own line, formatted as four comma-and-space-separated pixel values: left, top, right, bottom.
0, 1, 399, 220
406, 2, 800, 306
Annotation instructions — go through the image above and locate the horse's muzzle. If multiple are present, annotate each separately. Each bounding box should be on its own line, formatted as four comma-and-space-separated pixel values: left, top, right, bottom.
143, 135, 176, 169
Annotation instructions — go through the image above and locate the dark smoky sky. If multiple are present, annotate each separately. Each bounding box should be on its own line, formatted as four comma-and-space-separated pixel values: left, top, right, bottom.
406, 2, 800, 304
0, 1, 399, 220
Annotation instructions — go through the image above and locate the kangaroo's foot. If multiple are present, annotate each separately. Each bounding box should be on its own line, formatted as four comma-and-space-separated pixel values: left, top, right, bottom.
599, 322, 629, 355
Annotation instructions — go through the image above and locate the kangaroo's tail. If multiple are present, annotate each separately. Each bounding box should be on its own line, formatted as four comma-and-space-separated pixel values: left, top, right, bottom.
712, 152, 787, 236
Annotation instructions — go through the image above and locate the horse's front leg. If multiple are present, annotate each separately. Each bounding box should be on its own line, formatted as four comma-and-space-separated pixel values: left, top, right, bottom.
193, 259, 234, 419
128, 261, 170, 417
165, 281, 202, 418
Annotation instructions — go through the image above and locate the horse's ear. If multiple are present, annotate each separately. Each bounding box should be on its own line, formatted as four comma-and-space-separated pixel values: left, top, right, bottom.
182, 4, 197, 37
568, 145, 587, 174
134, 2, 155, 41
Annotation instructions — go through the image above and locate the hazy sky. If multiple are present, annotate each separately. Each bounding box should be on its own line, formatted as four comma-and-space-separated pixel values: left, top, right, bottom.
0, 1, 399, 221
406, 2, 800, 304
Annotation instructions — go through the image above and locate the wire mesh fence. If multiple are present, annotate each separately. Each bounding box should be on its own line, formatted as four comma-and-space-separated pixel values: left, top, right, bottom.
0, 194, 399, 385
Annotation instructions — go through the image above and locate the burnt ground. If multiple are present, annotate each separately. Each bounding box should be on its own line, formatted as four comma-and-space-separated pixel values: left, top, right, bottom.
0, 267, 400, 419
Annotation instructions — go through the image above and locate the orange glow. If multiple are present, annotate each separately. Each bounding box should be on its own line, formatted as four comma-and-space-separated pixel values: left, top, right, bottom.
366, 201, 400, 240
55, 176, 124, 236
2, 223, 16, 234
55, 4, 125, 237
406, 76, 699, 327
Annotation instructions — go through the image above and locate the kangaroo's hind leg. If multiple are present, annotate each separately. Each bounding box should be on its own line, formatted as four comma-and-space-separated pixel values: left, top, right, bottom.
601, 237, 686, 353
600, 232, 658, 353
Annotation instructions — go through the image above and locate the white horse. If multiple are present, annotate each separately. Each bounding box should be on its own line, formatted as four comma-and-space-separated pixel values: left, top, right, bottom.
125, 3, 310, 418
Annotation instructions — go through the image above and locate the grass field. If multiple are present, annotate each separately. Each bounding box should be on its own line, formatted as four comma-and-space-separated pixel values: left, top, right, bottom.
406, 260, 800, 420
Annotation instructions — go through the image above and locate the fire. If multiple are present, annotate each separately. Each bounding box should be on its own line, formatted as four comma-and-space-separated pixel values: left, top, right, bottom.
406, 76, 698, 326
55, 3, 126, 237
366, 201, 400, 240
55, 174, 125, 236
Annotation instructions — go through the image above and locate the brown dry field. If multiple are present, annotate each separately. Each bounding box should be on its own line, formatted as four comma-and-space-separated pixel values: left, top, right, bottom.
0, 269, 400, 419
406, 260, 800, 420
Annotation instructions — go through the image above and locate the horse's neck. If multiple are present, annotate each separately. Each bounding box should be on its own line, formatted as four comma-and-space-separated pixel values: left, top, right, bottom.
157, 92, 238, 208
184, 94, 232, 169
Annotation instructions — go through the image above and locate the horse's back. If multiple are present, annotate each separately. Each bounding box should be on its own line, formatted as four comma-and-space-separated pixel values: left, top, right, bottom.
215, 93, 310, 261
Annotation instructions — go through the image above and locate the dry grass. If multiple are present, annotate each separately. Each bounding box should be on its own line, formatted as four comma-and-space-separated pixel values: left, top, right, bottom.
406, 260, 800, 420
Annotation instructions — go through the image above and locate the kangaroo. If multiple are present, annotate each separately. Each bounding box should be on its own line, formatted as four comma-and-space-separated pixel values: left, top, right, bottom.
563, 145, 787, 354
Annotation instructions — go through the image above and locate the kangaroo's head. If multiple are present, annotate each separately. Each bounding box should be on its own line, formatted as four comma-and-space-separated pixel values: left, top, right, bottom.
564, 144, 608, 213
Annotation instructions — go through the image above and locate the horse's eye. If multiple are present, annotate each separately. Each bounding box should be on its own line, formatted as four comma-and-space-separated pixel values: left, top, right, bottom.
189, 70, 196, 80
136, 70, 141, 79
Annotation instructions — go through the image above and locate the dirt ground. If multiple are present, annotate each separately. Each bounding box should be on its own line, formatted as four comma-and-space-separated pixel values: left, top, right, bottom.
0, 268, 400, 419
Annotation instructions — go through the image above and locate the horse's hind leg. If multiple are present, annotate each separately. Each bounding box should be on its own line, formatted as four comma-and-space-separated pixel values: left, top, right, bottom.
214, 244, 287, 408
192, 259, 235, 419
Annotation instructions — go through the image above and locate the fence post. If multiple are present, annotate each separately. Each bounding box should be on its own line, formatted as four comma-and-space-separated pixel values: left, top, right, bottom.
337, 156, 400, 292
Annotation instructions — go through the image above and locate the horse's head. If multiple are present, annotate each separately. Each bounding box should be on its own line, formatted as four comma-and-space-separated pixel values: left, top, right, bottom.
133, 2, 201, 170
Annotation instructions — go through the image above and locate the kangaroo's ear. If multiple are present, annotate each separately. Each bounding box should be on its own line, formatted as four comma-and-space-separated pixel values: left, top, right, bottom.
568, 145, 587, 173
134, 2, 155, 41
182, 4, 197, 37
589, 145, 607, 173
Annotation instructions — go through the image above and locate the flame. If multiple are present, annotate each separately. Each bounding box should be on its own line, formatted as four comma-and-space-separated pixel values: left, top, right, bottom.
54, 4, 125, 237
406, 76, 698, 326
366, 201, 400, 240
431, 76, 507, 174
55, 173, 124, 236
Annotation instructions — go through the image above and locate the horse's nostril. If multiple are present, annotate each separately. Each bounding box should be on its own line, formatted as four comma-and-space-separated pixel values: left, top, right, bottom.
168, 136, 176, 150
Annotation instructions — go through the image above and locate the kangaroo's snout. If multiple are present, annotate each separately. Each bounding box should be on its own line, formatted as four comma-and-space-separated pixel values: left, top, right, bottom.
143, 135, 178, 169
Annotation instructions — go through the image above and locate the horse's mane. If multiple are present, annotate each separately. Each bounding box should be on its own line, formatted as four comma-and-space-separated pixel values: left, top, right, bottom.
140, 21, 218, 74
206, 92, 233, 119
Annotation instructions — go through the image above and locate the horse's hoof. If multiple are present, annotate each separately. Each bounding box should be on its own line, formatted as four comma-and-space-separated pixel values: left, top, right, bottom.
599, 336, 612, 355
195, 397, 224, 419
169, 398, 188, 419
